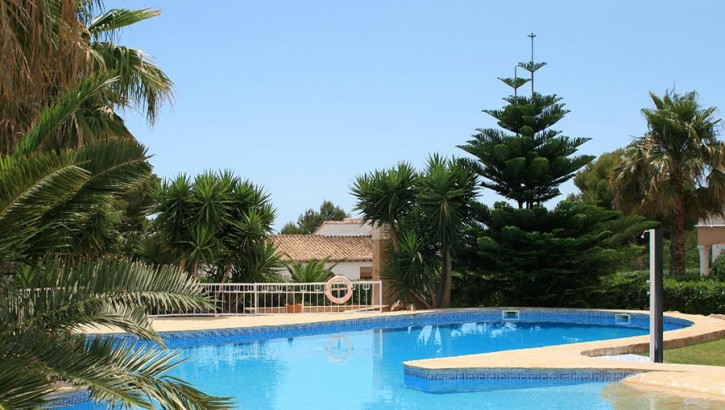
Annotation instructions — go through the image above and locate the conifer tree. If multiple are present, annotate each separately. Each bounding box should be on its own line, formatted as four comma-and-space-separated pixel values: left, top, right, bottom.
456, 35, 654, 308
460, 34, 592, 208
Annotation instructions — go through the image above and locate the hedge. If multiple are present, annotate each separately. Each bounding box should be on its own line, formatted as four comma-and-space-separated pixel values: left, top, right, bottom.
592, 271, 725, 315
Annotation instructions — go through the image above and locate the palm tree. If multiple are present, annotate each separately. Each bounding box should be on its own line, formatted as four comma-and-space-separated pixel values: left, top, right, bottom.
152, 171, 276, 281
611, 91, 725, 275
1, 0, 90, 149
352, 157, 477, 308
1, 1, 173, 152
351, 163, 417, 251
86, 7, 173, 126
380, 231, 438, 309
417, 155, 478, 308
0, 75, 231, 408
0, 259, 232, 409
286, 258, 336, 283
45, 5, 174, 150
2, 73, 151, 259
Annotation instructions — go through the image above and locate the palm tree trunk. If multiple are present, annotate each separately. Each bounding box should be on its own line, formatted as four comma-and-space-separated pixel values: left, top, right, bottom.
436, 247, 453, 308
670, 170, 687, 275
179, 254, 187, 275
390, 225, 400, 252
671, 196, 687, 275
409, 290, 432, 309
220, 263, 233, 283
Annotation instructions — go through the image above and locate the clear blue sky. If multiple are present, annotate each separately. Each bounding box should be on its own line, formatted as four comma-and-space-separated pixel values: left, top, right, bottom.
115, 1, 725, 230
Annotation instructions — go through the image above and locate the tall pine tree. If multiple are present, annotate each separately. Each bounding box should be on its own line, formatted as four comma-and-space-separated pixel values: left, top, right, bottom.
456, 35, 654, 308
460, 34, 592, 208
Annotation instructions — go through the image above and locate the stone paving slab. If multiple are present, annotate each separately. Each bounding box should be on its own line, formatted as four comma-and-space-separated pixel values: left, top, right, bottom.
403, 310, 725, 401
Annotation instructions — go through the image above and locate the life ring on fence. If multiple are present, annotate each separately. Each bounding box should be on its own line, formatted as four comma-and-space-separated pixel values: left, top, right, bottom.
324, 276, 353, 304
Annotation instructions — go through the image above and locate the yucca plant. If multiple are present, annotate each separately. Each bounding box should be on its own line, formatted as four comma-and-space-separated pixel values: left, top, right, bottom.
152, 171, 275, 281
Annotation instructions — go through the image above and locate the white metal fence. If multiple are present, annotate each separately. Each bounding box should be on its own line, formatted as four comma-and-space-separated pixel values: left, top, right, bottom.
154, 280, 384, 316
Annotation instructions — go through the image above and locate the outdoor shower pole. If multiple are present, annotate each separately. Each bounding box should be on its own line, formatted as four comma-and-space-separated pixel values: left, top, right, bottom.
649, 228, 664, 363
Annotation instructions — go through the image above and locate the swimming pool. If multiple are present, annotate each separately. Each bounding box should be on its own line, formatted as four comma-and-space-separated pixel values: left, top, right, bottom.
59, 309, 694, 409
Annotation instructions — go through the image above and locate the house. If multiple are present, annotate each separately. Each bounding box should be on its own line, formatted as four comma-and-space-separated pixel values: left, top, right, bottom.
696, 214, 725, 275
272, 218, 373, 280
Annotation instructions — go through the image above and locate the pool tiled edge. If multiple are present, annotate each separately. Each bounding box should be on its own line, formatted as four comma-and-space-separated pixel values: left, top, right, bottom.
77, 308, 725, 401
93, 308, 689, 349
403, 366, 642, 393
402, 310, 725, 399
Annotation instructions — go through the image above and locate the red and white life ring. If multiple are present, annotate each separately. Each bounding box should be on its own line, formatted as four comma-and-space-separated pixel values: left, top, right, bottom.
324, 276, 353, 304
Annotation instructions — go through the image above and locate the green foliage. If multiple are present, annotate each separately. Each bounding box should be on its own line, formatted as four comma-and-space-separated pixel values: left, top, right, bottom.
459, 60, 593, 208
2, 2, 173, 153
114, 173, 160, 234
0, 258, 233, 409
612, 90, 725, 275
0, 78, 152, 260
151, 170, 276, 281
469, 201, 655, 307
571, 150, 623, 209
416, 155, 479, 307
231, 240, 284, 282
352, 156, 477, 308
456, 43, 651, 309
0, 2, 228, 407
351, 162, 417, 240
0, 74, 229, 408
286, 258, 336, 283
709, 253, 725, 280
592, 271, 725, 315
381, 231, 438, 307
662, 228, 701, 274
280, 200, 348, 234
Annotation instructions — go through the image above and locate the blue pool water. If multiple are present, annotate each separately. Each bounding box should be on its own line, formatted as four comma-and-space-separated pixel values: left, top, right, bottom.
61, 310, 692, 409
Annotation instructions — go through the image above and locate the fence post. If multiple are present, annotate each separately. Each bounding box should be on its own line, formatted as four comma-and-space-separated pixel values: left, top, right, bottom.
378, 281, 383, 312
254, 283, 259, 313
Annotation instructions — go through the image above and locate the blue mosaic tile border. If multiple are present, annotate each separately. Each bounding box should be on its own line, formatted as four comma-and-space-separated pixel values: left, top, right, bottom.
99, 308, 692, 349
47, 391, 92, 408
403, 366, 642, 393
57, 309, 691, 406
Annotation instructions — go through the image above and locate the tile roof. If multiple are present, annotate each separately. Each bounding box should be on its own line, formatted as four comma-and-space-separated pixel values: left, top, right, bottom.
698, 214, 725, 226
271, 234, 372, 262
318, 218, 364, 225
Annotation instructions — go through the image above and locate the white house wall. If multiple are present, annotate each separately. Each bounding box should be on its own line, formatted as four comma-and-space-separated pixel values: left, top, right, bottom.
325, 261, 371, 280
273, 261, 372, 281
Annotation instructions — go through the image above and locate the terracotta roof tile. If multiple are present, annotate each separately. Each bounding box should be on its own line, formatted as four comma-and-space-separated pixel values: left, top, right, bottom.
271, 234, 372, 262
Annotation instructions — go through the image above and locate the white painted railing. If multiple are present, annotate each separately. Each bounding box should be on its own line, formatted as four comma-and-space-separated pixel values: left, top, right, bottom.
154, 280, 384, 316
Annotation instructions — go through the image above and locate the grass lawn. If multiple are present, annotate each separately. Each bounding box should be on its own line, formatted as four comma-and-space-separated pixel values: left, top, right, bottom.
663, 338, 725, 366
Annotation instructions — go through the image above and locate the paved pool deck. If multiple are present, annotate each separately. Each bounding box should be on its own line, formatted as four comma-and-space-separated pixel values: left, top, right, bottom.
84, 308, 725, 403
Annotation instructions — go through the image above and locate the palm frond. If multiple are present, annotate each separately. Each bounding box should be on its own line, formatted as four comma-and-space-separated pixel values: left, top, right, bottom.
88, 8, 160, 39
91, 43, 173, 125
24, 139, 150, 256
0, 152, 89, 258
13, 73, 118, 156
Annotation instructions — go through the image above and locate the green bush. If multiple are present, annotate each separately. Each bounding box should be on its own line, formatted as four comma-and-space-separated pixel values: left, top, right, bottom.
710, 253, 725, 280
593, 271, 725, 315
